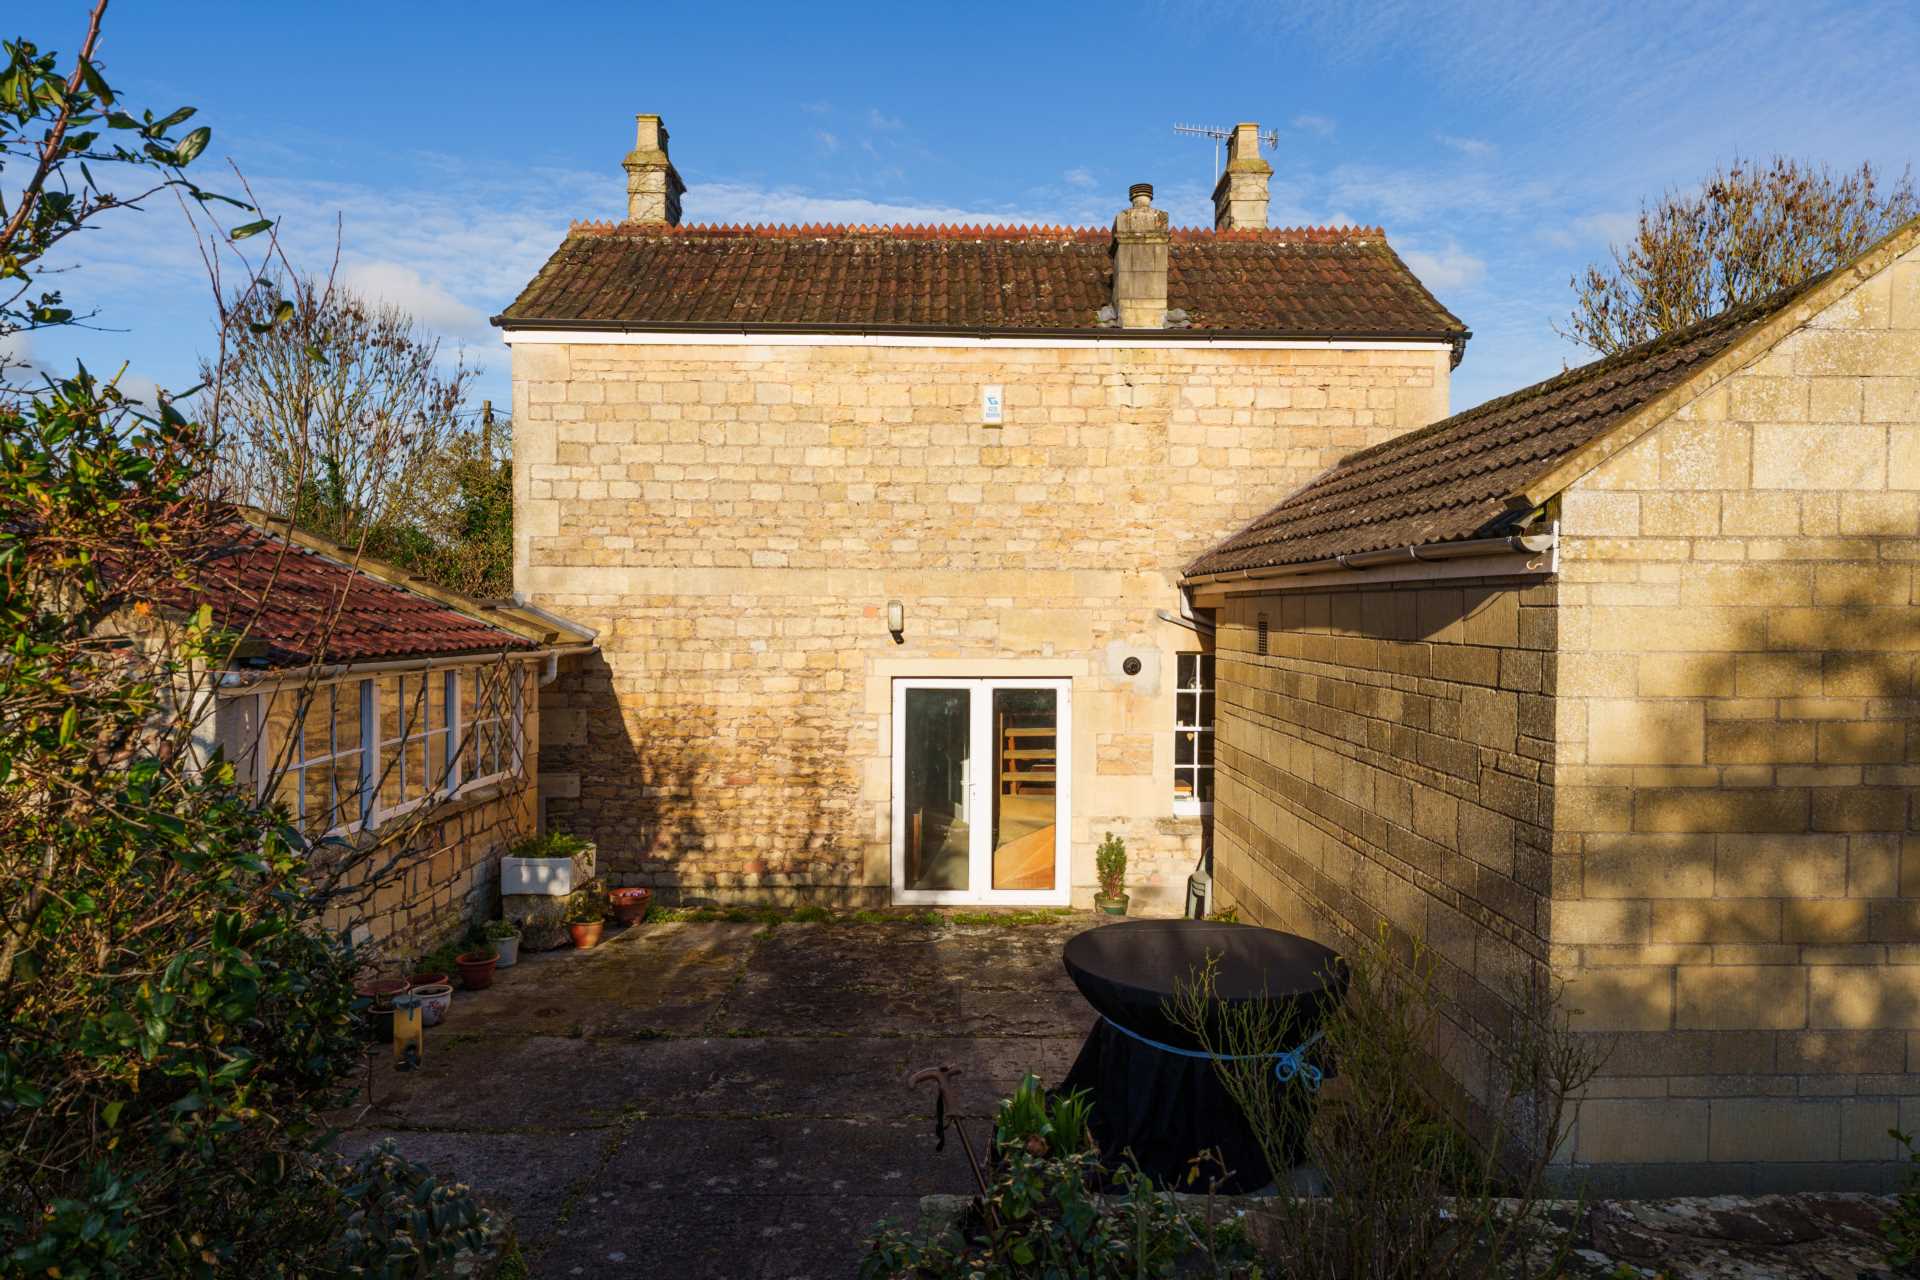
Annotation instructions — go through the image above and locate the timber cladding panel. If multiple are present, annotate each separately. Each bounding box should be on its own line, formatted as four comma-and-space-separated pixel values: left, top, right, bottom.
1210, 577, 1558, 1096
515, 339, 1451, 905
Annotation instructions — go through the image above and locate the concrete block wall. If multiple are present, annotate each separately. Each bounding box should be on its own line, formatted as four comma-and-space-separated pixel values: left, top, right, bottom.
516, 339, 1452, 905
1209, 576, 1559, 1098
1551, 239, 1920, 1192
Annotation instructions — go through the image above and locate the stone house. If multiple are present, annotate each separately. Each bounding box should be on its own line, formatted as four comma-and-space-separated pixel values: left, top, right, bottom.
187, 509, 595, 952
498, 116, 1468, 911
1189, 215, 1920, 1192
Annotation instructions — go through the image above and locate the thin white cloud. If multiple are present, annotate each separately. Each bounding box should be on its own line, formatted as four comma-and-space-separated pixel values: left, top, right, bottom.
815, 130, 841, 153
1291, 114, 1336, 137
1400, 242, 1487, 292
1436, 133, 1495, 157
866, 109, 904, 131
800, 100, 832, 115
1062, 167, 1097, 189
688, 182, 1056, 228
337, 261, 492, 346
1537, 209, 1639, 250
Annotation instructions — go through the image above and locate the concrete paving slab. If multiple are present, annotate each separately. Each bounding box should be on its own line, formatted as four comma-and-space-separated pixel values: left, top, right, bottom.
535, 1191, 923, 1279
448, 921, 758, 1037
334, 1129, 592, 1251
336, 912, 1108, 1278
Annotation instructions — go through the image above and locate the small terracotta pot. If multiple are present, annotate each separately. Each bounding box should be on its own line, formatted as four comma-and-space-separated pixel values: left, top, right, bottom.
409, 971, 449, 990
569, 921, 605, 950
609, 887, 652, 925
410, 982, 454, 1027
455, 950, 498, 990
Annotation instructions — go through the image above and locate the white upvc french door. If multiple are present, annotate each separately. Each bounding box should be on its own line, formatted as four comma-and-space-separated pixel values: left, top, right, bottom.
891, 677, 1072, 906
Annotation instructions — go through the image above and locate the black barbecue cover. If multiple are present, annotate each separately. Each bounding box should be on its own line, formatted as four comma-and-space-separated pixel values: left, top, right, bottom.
1059, 920, 1344, 1192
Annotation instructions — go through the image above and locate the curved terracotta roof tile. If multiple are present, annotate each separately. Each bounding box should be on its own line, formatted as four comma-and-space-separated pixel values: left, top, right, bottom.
500, 223, 1465, 338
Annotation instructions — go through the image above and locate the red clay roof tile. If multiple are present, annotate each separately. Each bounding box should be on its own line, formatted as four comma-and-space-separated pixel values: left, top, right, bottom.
494, 222, 1467, 340
179, 519, 535, 668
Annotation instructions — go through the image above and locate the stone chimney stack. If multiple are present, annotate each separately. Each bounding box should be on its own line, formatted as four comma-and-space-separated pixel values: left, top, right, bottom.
1212, 122, 1271, 231
623, 113, 685, 226
1111, 183, 1170, 329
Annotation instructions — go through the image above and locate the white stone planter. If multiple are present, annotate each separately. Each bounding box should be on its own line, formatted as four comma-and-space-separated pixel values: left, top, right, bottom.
501, 856, 575, 896
500, 845, 596, 897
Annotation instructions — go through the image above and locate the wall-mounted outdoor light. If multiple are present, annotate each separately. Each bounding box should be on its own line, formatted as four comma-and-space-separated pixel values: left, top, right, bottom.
887, 599, 905, 644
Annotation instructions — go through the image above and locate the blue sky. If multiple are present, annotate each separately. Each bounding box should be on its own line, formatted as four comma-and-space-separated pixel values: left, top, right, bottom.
19, 0, 1920, 415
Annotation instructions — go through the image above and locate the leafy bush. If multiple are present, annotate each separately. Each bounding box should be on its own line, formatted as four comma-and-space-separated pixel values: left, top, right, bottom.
506, 830, 589, 860
327, 1140, 495, 1279
483, 920, 521, 941
1883, 1128, 1920, 1270
862, 1149, 1256, 1279
0, 17, 502, 1273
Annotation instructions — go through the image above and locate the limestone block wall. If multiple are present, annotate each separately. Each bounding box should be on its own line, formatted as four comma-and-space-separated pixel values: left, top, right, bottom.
1551, 240, 1920, 1192
516, 339, 1452, 907
1208, 576, 1558, 1096
333, 778, 538, 961
317, 686, 543, 963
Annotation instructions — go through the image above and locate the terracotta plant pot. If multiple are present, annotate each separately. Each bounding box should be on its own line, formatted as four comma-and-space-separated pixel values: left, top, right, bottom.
356, 976, 411, 1004
569, 921, 605, 950
1094, 893, 1130, 917
410, 982, 454, 1027
409, 971, 448, 990
608, 887, 652, 925
455, 950, 498, 990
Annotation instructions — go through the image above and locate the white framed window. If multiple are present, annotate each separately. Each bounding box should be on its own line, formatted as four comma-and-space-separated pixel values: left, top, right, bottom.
1173, 652, 1214, 816
372, 671, 455, 824
456, 663, 523, 792
236, 659, 529, 836
261, 679, 368, 835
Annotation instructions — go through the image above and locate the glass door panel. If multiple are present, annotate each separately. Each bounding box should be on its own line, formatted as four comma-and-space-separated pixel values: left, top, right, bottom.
902, 686, 972, 893
893, 677, 1070, 905
991, 687, 1058, 891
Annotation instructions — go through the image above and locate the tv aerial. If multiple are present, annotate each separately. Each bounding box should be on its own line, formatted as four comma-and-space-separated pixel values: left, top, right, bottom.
1173, 123, 1279, 183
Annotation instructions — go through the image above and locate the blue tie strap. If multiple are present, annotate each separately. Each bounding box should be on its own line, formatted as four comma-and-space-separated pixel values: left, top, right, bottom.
1102, 1016, 1325, 1091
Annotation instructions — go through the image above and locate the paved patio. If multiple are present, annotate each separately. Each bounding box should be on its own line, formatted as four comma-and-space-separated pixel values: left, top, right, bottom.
338, 914, 1099, 1278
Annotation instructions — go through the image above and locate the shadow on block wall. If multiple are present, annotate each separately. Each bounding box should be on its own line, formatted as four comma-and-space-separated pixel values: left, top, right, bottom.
538, 650, 848, 904
1567, 519, 1920, 1078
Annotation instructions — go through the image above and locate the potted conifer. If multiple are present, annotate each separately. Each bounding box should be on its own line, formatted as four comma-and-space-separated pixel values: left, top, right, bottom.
1094, 831, 1129, 916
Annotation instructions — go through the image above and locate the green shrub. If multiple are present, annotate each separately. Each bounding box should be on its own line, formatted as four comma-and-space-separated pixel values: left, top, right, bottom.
326, 1140, 495, 1278
506, 830, 589, 860
1884, 1128, 1920, 1269
862, 1147, 1254, 1279
1095, 832, 1127, 899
